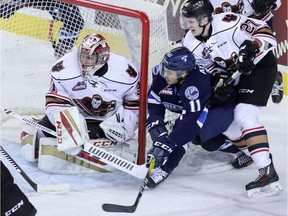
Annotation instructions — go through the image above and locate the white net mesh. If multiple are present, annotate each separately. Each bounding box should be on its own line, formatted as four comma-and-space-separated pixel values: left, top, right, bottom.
0, 0, 169, 124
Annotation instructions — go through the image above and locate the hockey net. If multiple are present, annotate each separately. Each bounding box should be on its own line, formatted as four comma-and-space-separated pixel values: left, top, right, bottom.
0, 0, 172, 164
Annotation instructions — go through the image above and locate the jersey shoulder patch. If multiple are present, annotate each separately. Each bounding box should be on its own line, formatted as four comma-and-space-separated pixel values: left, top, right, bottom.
105, 53, 139, 84
184, 86, 199, 101
212, 13, 241, 31
51, 51, 81, 80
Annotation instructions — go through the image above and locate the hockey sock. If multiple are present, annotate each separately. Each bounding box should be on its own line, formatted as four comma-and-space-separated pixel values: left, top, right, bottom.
248, 143, 271, 169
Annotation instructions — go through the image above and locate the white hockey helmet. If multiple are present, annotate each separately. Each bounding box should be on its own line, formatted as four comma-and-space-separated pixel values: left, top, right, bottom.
78, 33, 110, 78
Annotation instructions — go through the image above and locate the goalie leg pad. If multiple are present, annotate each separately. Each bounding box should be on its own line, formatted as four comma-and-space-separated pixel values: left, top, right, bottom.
20, 130, 38, 162
38, 137, 112, 174
121, 139, 138, 164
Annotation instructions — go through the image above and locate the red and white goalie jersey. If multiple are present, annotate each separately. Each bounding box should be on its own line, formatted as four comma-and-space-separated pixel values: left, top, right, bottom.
45, 50, 140, 126
183, 12, 277, 73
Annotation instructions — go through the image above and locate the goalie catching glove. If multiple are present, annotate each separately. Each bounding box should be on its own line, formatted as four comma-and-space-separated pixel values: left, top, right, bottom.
147, 135, 176, 167
99, 106, 137, 143
100, 121, 130, 143
237, 40, 260, 75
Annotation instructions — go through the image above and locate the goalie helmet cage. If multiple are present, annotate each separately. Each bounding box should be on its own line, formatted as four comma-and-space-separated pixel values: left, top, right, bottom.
0, 0, 170, 164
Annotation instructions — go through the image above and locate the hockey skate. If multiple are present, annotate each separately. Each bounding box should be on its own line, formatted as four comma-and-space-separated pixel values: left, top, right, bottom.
146, 167, 170, 189
245, 162, 283, 198
231, 152, 253, 169
271, 71, 284, 104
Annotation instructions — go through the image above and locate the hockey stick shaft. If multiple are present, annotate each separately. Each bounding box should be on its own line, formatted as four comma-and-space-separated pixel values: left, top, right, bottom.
4, 109, 57, 136
0, 145, 37, 191
102, 158, 156, 213
3, 109, 147, 179
0, 145, 70, 193
224, 70, 241, 86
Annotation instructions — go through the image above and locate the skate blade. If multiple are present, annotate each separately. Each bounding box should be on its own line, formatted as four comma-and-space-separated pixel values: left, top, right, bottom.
247, 181, 283, 198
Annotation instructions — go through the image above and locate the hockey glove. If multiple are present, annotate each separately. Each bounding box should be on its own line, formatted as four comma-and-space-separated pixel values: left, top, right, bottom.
147, 135, 175, 167
237, 40, 260, 75
211, 71, 235, 106
212, 84, 234, 106
146, 117, 168, 142
251, 0, 277, 14
212, 71, 232, 90
100, 121, 130, 143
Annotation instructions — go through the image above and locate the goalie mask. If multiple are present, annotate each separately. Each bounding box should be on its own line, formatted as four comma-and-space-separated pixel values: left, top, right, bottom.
160, 47, 196, 78
78, 34, 110, 78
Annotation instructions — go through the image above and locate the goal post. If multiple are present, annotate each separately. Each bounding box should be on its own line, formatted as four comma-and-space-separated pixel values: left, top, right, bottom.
0, 0, 170, 165
60, 0, 152, 165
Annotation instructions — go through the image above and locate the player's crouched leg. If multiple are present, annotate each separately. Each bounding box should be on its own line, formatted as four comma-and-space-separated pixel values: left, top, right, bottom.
147, 145, 187, 188
1, 162, 37, 216
200, 135, 253, 169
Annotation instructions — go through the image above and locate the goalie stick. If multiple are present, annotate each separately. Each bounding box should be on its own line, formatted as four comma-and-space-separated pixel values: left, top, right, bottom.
0, 145, 70, 193
102, 157, 155, 213
3, 109, 147, 179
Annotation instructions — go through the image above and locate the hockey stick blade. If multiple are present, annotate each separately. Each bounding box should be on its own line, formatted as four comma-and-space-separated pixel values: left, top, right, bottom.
0, 145, 70, 194
36, 183, 70, 194
102, 158, 155, 213
102, 180, 147, 213
101, 177, 147, 213
102, 203, 137, 213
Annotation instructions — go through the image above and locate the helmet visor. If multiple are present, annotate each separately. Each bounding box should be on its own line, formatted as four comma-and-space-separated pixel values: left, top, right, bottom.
160, 62, 183, 78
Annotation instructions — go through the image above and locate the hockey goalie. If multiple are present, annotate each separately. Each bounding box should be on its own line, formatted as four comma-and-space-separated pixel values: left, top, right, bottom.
20, 33, 140, 174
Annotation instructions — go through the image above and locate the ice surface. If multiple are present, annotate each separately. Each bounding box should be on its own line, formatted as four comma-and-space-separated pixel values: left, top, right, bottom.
1, 97, 287, 216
